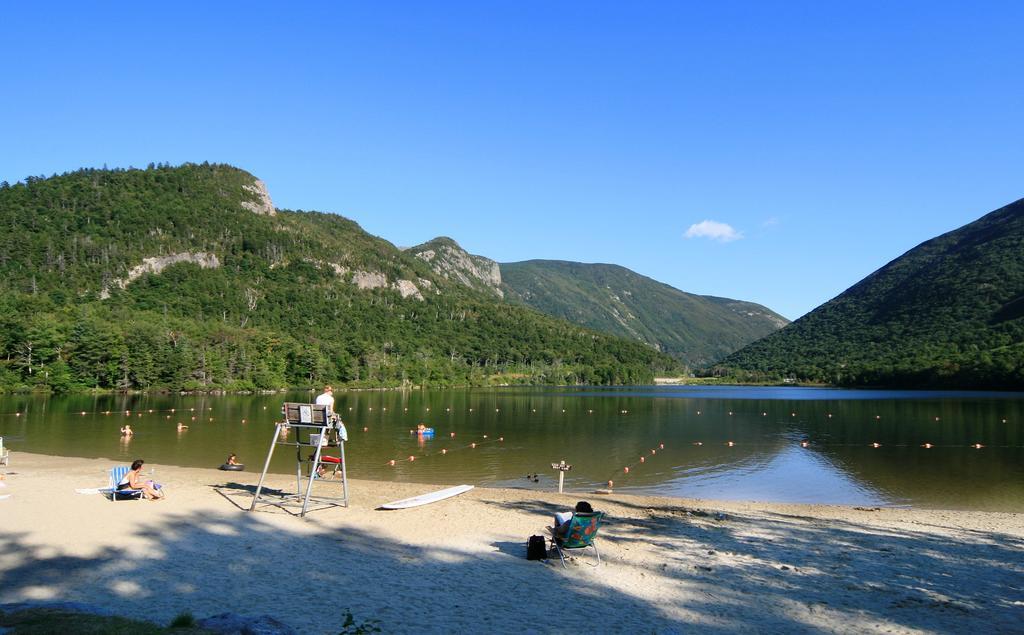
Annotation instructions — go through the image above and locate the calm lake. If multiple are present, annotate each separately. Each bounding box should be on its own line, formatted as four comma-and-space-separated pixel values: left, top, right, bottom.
1, 386, 1022, 511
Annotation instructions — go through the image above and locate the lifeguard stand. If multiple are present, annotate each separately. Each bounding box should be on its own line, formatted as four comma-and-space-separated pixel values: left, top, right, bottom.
249, 402, 349, 517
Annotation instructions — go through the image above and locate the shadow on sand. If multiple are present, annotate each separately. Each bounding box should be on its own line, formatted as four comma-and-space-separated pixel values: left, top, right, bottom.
2, 491, 1023, 634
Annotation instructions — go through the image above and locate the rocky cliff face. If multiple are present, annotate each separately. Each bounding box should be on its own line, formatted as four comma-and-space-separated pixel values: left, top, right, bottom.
100, 252, 221, 299
407, 237, 504, 298
241, 179, 276, 216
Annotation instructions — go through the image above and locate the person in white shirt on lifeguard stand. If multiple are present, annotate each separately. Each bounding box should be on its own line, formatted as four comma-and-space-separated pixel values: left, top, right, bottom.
315, 384, 335, 412
313, 385, 346, 476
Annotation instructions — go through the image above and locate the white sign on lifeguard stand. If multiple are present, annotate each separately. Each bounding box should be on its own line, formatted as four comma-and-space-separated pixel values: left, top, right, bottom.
551, 460, 572, 493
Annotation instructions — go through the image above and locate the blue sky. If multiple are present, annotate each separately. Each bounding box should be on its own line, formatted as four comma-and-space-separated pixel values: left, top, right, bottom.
2, 2, 1022, 319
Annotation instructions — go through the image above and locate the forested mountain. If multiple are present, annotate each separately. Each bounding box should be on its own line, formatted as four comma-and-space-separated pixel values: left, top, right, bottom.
0, 163, 678, 392
718, 198, 1024, 389
406, 242, 788, 368
500, 261, 788, 368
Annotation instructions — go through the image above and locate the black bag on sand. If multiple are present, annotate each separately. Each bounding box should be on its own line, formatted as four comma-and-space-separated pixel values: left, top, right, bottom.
527, 535, 547, 560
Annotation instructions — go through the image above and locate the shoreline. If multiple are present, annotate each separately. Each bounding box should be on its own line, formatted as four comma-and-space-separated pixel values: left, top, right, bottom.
2, 452, 1023, 633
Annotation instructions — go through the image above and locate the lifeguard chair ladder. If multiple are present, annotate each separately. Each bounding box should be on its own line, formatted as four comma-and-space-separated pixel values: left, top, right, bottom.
249, 402, 349, 517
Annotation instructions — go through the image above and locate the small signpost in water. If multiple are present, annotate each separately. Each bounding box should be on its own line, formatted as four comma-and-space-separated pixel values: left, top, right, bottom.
551, 460, 572, 493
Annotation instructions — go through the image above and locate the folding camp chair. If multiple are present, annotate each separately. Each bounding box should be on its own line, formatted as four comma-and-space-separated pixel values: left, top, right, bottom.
549, 511, 604, 568
104, 466, 143, 502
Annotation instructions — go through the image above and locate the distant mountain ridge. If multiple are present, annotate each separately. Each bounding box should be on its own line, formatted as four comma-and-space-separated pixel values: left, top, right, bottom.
407, 240, 789, 368
500, 260, 788, 367
719, 198, 1024, 388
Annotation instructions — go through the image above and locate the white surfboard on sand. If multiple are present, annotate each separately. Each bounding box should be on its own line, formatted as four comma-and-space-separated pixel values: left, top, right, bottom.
380, 484, 474, 510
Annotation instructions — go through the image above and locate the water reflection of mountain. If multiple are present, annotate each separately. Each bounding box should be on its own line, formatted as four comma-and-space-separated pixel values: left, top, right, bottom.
805, 444, 1024, 511
638, 445, 888, 507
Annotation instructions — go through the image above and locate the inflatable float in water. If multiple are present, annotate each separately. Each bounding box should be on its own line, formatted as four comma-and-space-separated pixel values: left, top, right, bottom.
219, 463, 245, 471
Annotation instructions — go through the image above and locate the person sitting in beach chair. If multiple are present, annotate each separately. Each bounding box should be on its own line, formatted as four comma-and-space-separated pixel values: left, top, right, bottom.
549, 502, 603, 568
553, 501, 593, 536
116, 459, 164, 500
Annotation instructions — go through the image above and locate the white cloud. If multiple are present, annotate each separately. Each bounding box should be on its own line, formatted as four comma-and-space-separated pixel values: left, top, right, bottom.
684, 220, 742, 242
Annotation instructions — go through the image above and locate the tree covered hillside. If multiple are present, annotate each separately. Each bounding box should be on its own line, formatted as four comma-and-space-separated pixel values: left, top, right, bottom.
0, 164, 677, 392
718, 198, 1024, 389
500, 260, 788, 368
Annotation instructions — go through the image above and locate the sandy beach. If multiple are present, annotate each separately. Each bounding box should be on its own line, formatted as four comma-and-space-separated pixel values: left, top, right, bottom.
1, 452, 1022, 634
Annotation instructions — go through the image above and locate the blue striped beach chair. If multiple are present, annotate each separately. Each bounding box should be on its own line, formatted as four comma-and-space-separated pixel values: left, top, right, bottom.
104, 465, 143, 502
